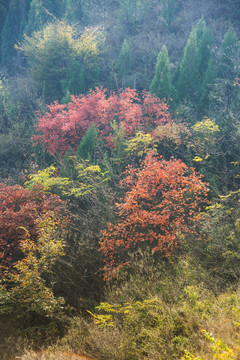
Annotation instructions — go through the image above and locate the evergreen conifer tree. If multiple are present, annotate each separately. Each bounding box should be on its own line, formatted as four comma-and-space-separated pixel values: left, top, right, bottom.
65, 0, 83, 23
118, 0, 147, 34
76, 125, 98, 161
25, 0, 64, 35
211, 26, 240, 130
117, 39, 131, 87
199, 57, 215, 110
174, 22, 199, 102
174, 18, 215, 106
150, 45, 172, 101
61, 60, 86, 102
1, 0, 31, 63
220, 25, 239, 78
161, 0, 178, 28
0, 0, 8, 62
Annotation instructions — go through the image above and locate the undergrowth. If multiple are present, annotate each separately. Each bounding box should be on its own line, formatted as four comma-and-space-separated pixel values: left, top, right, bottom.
18, 255, 240, 360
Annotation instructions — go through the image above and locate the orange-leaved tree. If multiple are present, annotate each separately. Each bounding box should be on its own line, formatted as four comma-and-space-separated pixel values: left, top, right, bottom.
33, 87, 171, 157
0, 183, 65, 277
100, 152, 209, 278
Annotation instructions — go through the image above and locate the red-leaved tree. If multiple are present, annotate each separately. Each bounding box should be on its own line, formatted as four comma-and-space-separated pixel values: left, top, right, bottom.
0, 183, 65, 276
33, 88, 172, 156
100, 152, 209, 278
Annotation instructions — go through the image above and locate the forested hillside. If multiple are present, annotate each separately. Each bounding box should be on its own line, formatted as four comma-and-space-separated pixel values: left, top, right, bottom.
0, 1, 240, 359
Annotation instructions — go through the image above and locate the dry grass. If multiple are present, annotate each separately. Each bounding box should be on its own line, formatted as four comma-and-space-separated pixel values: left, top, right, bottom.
50, 263, 240, 360
4, 260, 240, 360
57, 317, 124, 360
19, 350, 97, 360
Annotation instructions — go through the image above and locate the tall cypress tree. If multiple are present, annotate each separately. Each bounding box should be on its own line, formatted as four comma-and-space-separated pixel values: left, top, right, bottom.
174, 18, 215, 105
199, 57, 215, 110
61, 59, 86, 102
117, 39, 131, 87
220, 25, 239, 79
0, 0, 9, 62
25, 0, 64, 35
150, 45, 172, 101
211, 26, 240, 130
1, 0, 31, 64
161, 0, 178, 28
196, 19, 215, 72
175, 26, 199, 101
118, 0, 148, 35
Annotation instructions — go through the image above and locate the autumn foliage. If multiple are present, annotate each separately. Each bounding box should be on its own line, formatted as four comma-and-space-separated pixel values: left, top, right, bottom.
0, 183, 64, 276
100, 152, 209, 277
33, 87, 172, 156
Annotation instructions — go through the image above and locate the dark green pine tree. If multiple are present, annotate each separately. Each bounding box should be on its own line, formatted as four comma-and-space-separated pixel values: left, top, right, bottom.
220, 25, 239, 79
174, 22, 199, 102
150, 45, 172, 101
64, 0, 83, 23
76, 125, 98, 161
211, 26, 240, 130
196, 19, 215, 73
25, 0, 64, 35
174, 18, 215, 106
61, 60, 86, 103
117, 39, 131, 87
199, 57, 215, 110
1, 0, 31, 64
118, 0, 148, 35
0, 0, 9, 62
161, 0, 178, 28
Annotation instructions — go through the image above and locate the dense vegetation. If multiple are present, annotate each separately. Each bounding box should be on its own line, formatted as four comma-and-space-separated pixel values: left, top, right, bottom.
0, 1, 240, 359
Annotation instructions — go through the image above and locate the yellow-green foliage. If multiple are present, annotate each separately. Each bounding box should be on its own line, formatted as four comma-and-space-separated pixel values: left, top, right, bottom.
15, 20, 104, 99
125, 132, 154, 157
25, 165, 70, 191
77, 26, 103, 60
192, 117, 220, 135
1, 212, 65, 317
203, 330, 237, 359
192, 155, 204, 162
191, 117, 220, 164
71, 161, 108, 197
191, 117, 220, 157
89, 298, 163, 328
16, 21, 103, 73
181, 330, 238, 359
88, 297, 172, 359
25, 160, 109, 198
110, 128, 154, 171
181, 350, 202, 359
63, 256, 240, 360
154, 122, 191, 148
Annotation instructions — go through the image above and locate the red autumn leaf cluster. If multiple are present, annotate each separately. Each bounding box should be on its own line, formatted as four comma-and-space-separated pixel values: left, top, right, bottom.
0, 183, 64, 276
100, 152, 209, 277
33, 87, 172, 156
